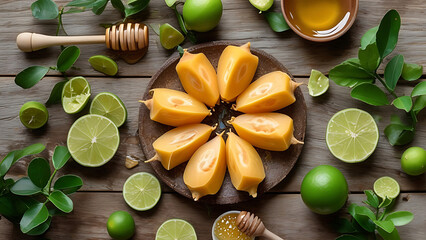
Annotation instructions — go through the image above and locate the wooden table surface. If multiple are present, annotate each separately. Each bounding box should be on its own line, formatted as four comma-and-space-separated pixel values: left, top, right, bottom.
1, 0, 425, 239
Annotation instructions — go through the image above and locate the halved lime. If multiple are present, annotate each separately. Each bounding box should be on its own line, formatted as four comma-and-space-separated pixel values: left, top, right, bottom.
88, 55, 118, 76
19, 101, 48, 129
374, 176, 400, 199
159, 23, 185, 50
123, 172, 161, 211
67, 114, 119, 167
90, 92, 127, 127
156, 219, 197, 240
62, 76, 91, 114
308, 69, 329, 97
249, 0, 273, 11
326, 108, 379, 163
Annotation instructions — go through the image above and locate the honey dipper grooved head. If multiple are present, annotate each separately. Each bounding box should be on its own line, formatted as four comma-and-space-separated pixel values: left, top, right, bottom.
105, 23, 149, 51
236, 211, 265, 237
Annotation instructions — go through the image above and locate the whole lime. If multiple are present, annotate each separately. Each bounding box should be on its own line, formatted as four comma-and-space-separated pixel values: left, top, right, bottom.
301, 165, 348, 215
183, 0, 223, 32
401, 147, 426, 176
107, 211, 135, 240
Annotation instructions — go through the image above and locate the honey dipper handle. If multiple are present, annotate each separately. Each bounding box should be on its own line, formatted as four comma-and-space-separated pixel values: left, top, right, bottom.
17, 32, 105, 52
263, 228, 284, 240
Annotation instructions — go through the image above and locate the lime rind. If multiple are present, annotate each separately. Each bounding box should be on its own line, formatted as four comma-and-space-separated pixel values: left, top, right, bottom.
326, 108, 379, 163
308, 69, 329, 97
159, 23, 185, 50
62, 76, 91, 114
123, 172, 161, 211
67, 114, 119, 167
249, 0, 273, 12
90, 92, 127, 127
374, 176, 400, 199
19, 101, 49, 129
88, 55, 118, 76
155, 219, 197, 240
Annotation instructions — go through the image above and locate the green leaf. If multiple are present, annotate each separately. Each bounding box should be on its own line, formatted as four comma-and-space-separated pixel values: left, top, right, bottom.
125, 0, 150, 17
392, 96, 412, 112
384, 124, 414, 146
0, 195, 19, 222
401, 63, 423, 81
363, 190, 379, 208
20, 202, 49, 233
374, 220, 395, 233
411, 81, 426, 97
66, 0, 97, 7
57, 46, 80, 72
27, 216, 51, 236
329, 60, 375, 87
111, 0, 125, 14
28, 158, 51, 188
10, 177, 41, 196
46, 80, 67, 105
377, 227, 400, 240
264, 12, 290, 32
53, 175, 83, 194
376, 10, 401, 59
31, 0, 59, 20
15, 66, 49, 89
0, 143, 45, 177
358, 43, 380, 72
348, 203, 357, 217
334, 218, 357, 234
63, 7, 86, 14
52, 146, 71, 170
177, 45, 184, 57
384, 211, 414, 226
360, 26, 378, 49
11, 196, 39, 217
384, 54, 404, 91
92, 0, 109, 15
353, 206, 376, 232
413, 95, 426, 114
351, 83, 389, 106
336, 235, 362, 240
48, 190, 73, 213
165, 0, 177, 7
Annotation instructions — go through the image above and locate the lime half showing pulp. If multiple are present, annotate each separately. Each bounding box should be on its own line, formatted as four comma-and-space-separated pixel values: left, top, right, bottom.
62, 76, 91, 114
90, 92, 127, 127
123, 172, 161, 211
19, 101, 49, 129
374, 176, 400, 199
308, 69, 329, 97
156, 219, 197, 240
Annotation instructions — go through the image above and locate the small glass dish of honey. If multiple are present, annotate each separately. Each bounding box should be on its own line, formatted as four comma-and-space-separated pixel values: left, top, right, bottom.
281, 0, 359, 42
212, 211, 255, 240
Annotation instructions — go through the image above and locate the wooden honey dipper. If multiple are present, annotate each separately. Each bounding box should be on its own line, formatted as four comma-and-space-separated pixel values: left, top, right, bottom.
16, 23, 148, 52
236, 211, 284, 240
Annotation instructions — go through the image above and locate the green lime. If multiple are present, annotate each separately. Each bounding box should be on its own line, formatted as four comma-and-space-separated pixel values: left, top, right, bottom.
90, 92, 127, 127
374, 176, 400, 199
123, 172, 161, 211
107, 211, 135, 240
156, 219, 197, 240
326, 108, 379, 163
62, 76, 91, 114
159, 23, 185, 50
300, 165, 348, 215
67, 114, 119, 167
19, 101, 49, 129
249, 0, 273, 11
183, 0, 223, 32
88, 55, 118, 76
308, 69, 329, 97
401, 147, 426, 176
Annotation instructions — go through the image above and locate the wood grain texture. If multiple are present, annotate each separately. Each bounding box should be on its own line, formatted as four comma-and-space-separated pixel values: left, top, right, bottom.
1, 76, 425, 193
0, 0, 425, 77
0, 192, 425, 239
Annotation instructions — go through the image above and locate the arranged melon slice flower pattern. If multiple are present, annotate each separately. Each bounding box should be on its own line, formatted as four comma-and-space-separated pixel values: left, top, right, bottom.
140, 42, 303, 200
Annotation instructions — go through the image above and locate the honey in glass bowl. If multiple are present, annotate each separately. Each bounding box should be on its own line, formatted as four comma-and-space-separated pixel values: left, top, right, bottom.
213, 212, 252, 240
283, 0, 355, 39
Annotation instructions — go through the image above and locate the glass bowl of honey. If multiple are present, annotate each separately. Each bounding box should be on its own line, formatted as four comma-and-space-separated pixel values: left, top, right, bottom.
212, 211, 255, 240
281, 0, 359, 42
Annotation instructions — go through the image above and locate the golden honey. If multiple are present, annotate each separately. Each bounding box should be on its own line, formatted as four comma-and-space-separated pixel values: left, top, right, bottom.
214, 213, 251, 240
283, 0, 352, 38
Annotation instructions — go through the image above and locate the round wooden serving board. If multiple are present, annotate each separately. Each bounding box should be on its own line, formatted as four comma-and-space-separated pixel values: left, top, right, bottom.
138, 41, 307, 204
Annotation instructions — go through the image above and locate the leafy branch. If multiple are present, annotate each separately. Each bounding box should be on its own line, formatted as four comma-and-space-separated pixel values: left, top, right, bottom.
0, 144, 83, 235
335, 190, 413, 240
329, 10, 424, 146
15, 46, 81, 105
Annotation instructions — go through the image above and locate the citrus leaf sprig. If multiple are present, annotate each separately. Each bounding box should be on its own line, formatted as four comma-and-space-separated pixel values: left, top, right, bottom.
15, 46, 80, 105
329, 9, 424, 146
335, 190, 414, 240
0, 144, 83, 236
165, 0, 197, 44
